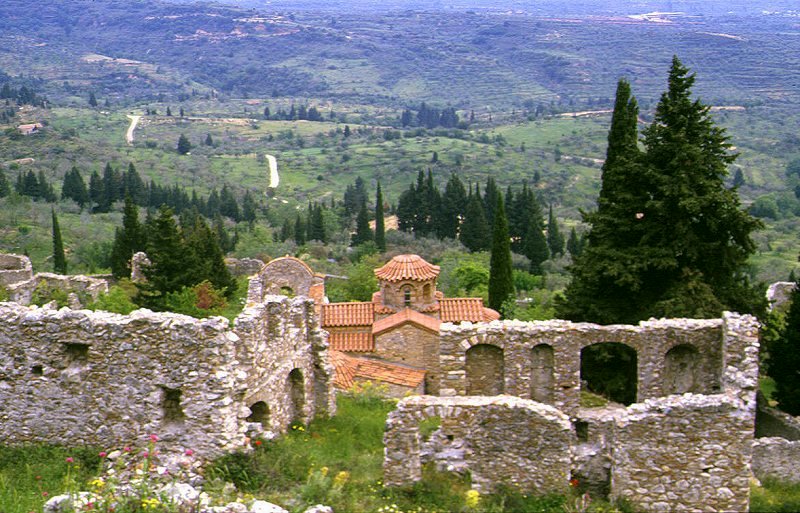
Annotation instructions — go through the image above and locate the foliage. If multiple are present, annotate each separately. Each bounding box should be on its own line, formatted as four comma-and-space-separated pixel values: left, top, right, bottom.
558, 60, 763, 324
164, 281, 228, 319
751, 478, 800, 512
488, 195, 514, 317
374, 182, 386, 252
52, 209, 67, 275
89, 282, 139, 315
31, 280, 70, 308
326, 254, 383, 303
769, 278, 800, 415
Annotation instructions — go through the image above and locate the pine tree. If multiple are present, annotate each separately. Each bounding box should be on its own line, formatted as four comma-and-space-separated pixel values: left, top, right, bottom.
546, 205, 564, 257
89, 170, 104, 212
460, 192, 491, 252
558, 60, 762, 323
61, 167, 89, 208
374, 182, 386, 251
488, 195, 514, 317
52, 209, 67, 275
124, 163, 146, 205
177, 134, 192, 155
308, 204, 327, 243
351, 200, 373, 247
138, 206, 191, 308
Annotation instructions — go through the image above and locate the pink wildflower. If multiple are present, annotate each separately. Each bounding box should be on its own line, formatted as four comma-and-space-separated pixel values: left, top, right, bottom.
149, 434, 159, 442
141, 451, 149, 458
65, 457, 74, 463
98, 451, 107, 458
184, 449, 194, 456
123, 446, 132, 452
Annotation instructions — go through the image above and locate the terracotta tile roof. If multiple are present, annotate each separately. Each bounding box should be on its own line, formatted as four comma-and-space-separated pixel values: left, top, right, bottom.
321, 302, 374, 327
374, 254, 440, 282
330, 351, 425, 389
373, 308, 441, 335
328, 331, 374, 352
440, 298, 500, 323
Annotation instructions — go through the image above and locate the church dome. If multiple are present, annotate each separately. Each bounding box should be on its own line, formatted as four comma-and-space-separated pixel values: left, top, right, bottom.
374, 254, 440, 282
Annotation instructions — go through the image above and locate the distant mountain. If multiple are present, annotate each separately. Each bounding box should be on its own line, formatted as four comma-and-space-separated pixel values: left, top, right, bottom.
0, 0, 798, 108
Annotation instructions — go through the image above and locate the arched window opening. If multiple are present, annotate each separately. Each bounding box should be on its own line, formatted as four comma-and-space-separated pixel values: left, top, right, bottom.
466, 344, 504, 395
580, 342, 638, 406
161, 386, 186, 424
423, 283, 432, 301
403, 286, 412, 307
288, 368, 306, 424
280, 286, 295, 298
246, 401, 270, 429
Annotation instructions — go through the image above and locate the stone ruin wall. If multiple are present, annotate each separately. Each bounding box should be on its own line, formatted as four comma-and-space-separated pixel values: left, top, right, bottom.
436, 315, 757, 413
246, 257, 325, 306
384, 395, 574, 494
0, 253, 108, 306
386, 313, 762, 512
234, 295, 336, 431
0, 295, 335, 460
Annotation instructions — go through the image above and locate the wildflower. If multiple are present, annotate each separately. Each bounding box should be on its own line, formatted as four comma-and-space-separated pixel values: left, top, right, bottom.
149, 434, 159, 442
42, 492, 49, 497
90, 478, 105, 489
123, 446, 132, 452
35, 475, 41, 481
98, 451, 107, 458
569, 478, 580, 488
465, 489, 481, 508
254, 440, 262, 447
333, 470, 350, 488
65, 457, 74, 463
184, 449, 194, 456
320, 466, 329, 477
142, 451, 149, 458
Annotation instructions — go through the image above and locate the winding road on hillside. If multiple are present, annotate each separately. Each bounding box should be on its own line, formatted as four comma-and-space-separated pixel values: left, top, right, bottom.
265, 154, 279, 188
125, 115, 141, 145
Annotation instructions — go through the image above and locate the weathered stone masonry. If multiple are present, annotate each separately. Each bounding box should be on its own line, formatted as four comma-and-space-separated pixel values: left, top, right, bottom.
0, 296, 335, 459
385, 313, 762, 512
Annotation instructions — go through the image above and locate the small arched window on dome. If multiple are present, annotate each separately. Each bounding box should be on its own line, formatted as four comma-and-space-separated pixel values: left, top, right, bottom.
403, 286, 412, 307
423, 283, 432, 301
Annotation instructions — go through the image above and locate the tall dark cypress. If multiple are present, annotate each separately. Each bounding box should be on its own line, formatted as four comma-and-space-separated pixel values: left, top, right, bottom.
351, 199, 373, 247
488, 195, 514, 317
110, 195, 146, 279
374, 182, 386, 251
440, 173, 466, 240
460, 192, 491, 252
770, 278, 800, 415
52, 208, 67, 275
546, 205, 564, 257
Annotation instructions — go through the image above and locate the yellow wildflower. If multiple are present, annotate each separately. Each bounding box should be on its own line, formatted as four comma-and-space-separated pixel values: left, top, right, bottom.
465, 489, 481, 508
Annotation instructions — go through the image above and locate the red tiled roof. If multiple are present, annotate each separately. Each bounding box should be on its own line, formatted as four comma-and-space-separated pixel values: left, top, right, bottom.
440, 298, 500, 323
321, 302, 374, 327
328, 331, 374, 352
330, 351, 425, 389
373, 308, 441, 335
374, 254, 440, 282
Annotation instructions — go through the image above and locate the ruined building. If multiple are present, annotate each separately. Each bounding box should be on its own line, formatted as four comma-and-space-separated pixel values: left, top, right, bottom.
0, 253, 335, 459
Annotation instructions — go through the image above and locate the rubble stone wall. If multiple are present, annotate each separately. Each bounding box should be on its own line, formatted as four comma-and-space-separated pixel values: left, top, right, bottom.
0, 253, 33, 287
383, 395, 574, 494
247, 257, 325, 305
611, 394, 753, 512
8, 272, 109, 305
752, 437, 800, 483
234, 295, 336, 431
438, 317, 739, 413
0, 295, 335, 459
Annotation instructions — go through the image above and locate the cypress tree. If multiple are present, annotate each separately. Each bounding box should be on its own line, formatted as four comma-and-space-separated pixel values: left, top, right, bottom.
567, 227, 583, 257
522, 207, 549, 274
124, 163, 147, 205
138, 206, 190, 308
88, 171, 104, 212
558, 60, 762, 323
294, 214, 306, 245
52, 209, 67, 275
110, 195, 146, 279
308, 204, 327, 243
61, 167, 89, 208
546, 205, 564, 257
488, 195, 514, 317
177, 133, 192, 155
770, 279, 800, 415
374, 182, 386, 251
460, 192, 491, 252
483, 177, 499, 228
351, 199, 373, 247
0, 169, 9, 197
440, 173, 466, 240
242, 190, 257, 226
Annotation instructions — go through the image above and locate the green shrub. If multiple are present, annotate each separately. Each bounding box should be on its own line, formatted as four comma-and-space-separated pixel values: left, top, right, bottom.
30, 280, 69, 308
164, 281, 227, 318
89, 283, 139, 315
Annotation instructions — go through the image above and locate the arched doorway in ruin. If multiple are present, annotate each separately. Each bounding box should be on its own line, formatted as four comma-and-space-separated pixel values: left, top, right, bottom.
530, 344, 555, 404
246, 401, 270, 429
288, 368, 306, 423
580, 342, 638, 405
466, 344, 504, 395
664, 344, 701, 395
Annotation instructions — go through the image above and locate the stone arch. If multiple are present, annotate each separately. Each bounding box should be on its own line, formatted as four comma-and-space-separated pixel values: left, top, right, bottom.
246, 401, 270, 429
288, 368, 306, 423
664, 344, 701, 395
580, 342, 638, 406
530, 344, 554, 404
280, 286, 295, 298
466, 344, 504, 395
